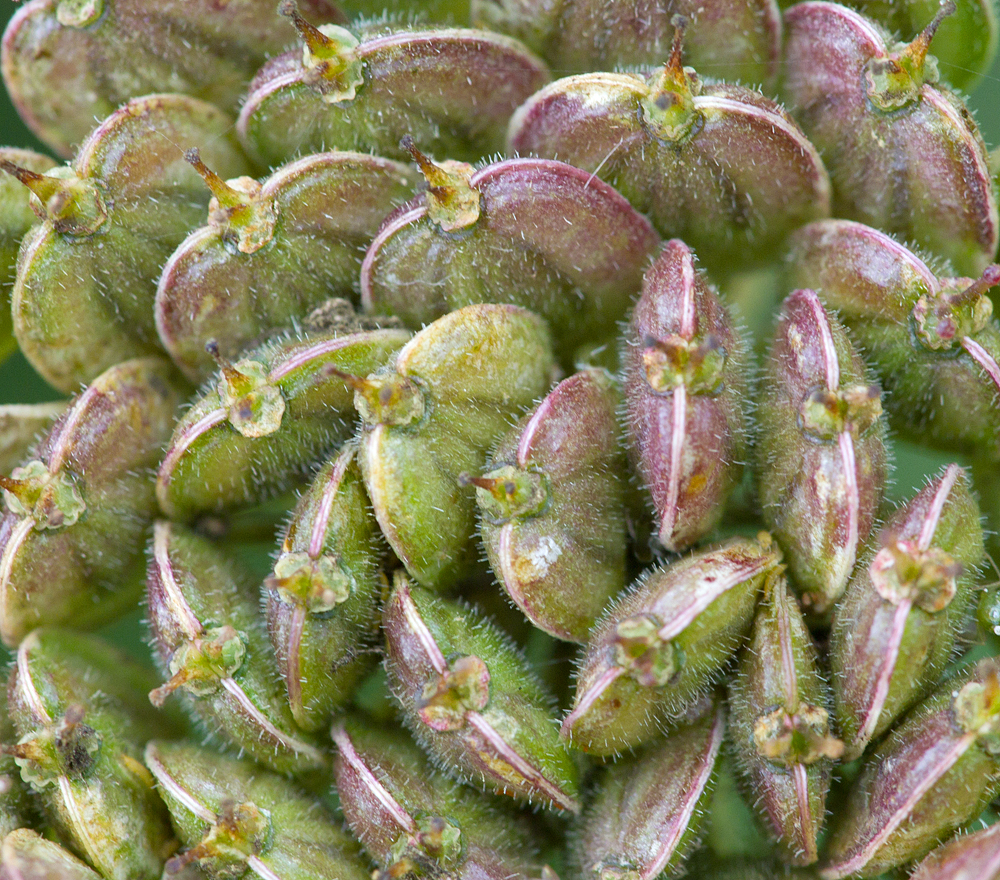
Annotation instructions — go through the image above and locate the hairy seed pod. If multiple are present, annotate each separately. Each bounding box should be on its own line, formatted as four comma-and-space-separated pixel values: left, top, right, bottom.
156, 327, 410, 520
830, 464, 985, 760
238, 7, 549, 168
908, 820, 1000, 880
782, 2, 998, 276
145, 739, 370, 880
6, 629, 186, 880
383, 573, 580, 813
563, 534, 780, 756
756, 289, 888, 615
0, 401, 66, 475
472, 368, 628, 642
0, 687, 38, 839
0, 358, 182, 646
0, 829, 104, 880
156, 149, 419, 383
623, 239, 750, 553
264, 442, 384, 731
146, 521, 328, 775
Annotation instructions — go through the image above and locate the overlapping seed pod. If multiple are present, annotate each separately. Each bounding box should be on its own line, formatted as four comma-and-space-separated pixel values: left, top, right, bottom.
333, 717, 543, 879
563, 534, 781, 755
145, 739, 371, 879
755, 288, 888, 616
787, 219, 1000, 462
361, 146, 659, 361
830, 464, 985, 760
623, 239, 750, 553
822, 657, 1000, 878
353, 303, 555, 589
0, 401, 65, 474
237, 4, 550, 167
156, 149, 419, 382
264, 442, 384, 731
146, 521, 328, 774
470, 368, 628, 642
0, 687, 37, 839
9, 94, 251, 392
6, 629, 186, 880
156, 326, 410, 519
782, 2, 999, 276
909, 820, 1000, 880
474, 0, 782, 88
729, 572, 843, 865
0, 829, 104, 880
573, 694, 725, 880
507, 22, 830, 272
0, 0, 346, 157
0, 358, 182, 646
383, 573, 580, 813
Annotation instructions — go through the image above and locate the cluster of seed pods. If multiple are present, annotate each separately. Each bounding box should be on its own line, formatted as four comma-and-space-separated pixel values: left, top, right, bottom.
0, 1, 999, 879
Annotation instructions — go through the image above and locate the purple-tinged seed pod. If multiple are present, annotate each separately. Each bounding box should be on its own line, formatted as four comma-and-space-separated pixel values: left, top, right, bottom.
730, 572, 843, 865
830, 464, 985, 760
474, 0, 782, 90
353, 304, 555, 590
155, 149, 419, 383
572, 695, 725, 880
821, 657, 1000, 878
0, 358, 183, 646
145, 739, 369, 880
333, 717, 543, 879
156, 327, 410, 520
264, 442, 384, 731
237, 5, 550, 168
470, 368, 628, 642
787, 219, 1000, 463
562, 534, 780, 756
0, 0, 345, 158
623, 239, 750, 553
7, 94, 251, 393
146, 521, 328, 775
361, 146, 659, 362
782, 2, 998, 277
755, 289, 888, 616
908, 821, 1000, 880
507, 22, 830, 274
0, 829, 103, 880
382, 573, 580, 813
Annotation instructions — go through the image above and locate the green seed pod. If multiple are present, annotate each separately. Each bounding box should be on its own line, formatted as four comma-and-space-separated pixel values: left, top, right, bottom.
623, 239, 750, 553
237, 5, 549, 168
0, 829, 104, 880
6, 629, 186, 880
473, 0, 781, 89
573, 696, 725, 880
0, 401, 66, 475
145, 740, 370, 880
264, 442, 384, 732
822, 657, 1000, 878
0, 0, 346, 158
563, 534, 780, 756
9, 94, 251, 393
730, 573, 843, 865
146, 521, 328, 775
361, 146, 659, 361
506, 21, 830, 273
0, 148, 55, 364
156, 327, 410, 520
908, 820, 1000, 880
0, 358, 182, 646
820, 0, 999, 91
333, 717, 543, 879
0, 688, 38, 839
756, 289, 888, 616
830, 464, 985, 761
355, 304, 555, 590
382, 573, 580, 813
782, 2, 998, 277
786, 219, 1000, 462
155, 149, 419, 383
470, 368, 628, 642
